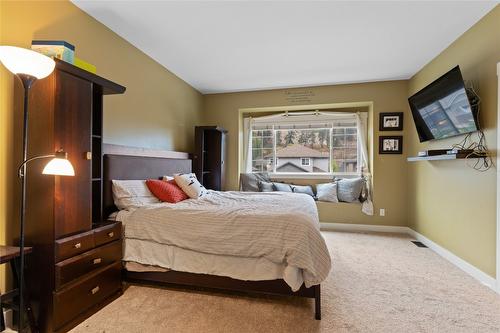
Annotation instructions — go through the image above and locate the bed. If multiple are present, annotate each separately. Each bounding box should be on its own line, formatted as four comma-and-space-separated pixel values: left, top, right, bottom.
103, 154, 331, 319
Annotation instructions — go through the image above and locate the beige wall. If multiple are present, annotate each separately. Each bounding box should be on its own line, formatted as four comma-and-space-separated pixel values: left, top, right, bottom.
407, 6, 500, 277
204, 81, 410, 226
0, 1, 203, 290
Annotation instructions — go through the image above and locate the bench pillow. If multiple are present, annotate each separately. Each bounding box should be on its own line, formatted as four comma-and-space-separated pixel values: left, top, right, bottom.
291, 184, 315, 197
240, 173, 271, 192
336, 177, 364, 203
273, 182, 293, 192
258, 181, 274, 192
316, 183, 339, 203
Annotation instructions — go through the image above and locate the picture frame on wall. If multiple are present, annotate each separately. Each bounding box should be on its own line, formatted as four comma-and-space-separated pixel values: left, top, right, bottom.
379, 136, 403, 154
379, 112, 403, 131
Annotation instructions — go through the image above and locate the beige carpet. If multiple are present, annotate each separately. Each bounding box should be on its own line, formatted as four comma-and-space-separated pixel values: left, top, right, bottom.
71, 231, 500, 333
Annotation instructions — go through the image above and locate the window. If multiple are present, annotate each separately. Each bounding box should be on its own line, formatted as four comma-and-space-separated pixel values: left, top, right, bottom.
249, 116, 361, 175
251, 130, 274, 172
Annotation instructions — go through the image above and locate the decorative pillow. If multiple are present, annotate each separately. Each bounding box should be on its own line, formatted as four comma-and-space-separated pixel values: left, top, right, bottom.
291, 184, 315, 197
146, 179, 188, 203
272, 182, 293, 192
316, 183, 339, 203
112, 180, 160, 210
336, 177, 364, 203
174, 173, 209, 199
240, 172, 271, 192
258, 181, 274, 192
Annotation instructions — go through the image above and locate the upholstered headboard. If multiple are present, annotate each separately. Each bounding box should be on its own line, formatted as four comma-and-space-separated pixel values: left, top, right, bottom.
103, 154, 192, 217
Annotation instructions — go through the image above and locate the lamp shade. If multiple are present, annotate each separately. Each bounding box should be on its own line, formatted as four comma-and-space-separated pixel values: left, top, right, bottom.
0, 46, 55, 79
42, 157, 75, 176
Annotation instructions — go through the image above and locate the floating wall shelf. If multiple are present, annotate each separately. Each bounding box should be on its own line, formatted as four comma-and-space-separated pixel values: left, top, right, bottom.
407, 153, 486, 162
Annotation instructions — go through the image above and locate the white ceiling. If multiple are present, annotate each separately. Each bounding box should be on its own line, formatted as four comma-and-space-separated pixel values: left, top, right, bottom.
72, 1, 497, 94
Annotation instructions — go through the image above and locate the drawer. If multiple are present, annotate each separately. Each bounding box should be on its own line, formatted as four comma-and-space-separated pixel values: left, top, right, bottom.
55, 241, 122, 289
53, 262, 122, 330
55, 231, 95, 262
94, 222, 121, 247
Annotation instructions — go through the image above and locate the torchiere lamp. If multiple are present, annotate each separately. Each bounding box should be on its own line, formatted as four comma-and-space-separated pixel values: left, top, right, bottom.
0, 46, 75, 332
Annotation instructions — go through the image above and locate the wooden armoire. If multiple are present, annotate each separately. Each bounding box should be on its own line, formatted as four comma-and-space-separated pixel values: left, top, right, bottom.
193, 126, 227, 191
21, 59, 125, 332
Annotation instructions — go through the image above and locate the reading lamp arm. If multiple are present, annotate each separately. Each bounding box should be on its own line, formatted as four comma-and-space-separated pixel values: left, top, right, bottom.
18, 154, 55, 178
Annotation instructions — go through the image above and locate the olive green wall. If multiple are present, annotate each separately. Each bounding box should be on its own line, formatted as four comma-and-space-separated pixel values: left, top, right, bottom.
0, 0, 203, 290
204, 81, 410, 226
407, 5, 500, 278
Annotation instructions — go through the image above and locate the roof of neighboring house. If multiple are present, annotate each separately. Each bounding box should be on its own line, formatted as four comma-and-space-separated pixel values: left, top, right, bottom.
276, 162, 309, 173
264, 144, 329, 158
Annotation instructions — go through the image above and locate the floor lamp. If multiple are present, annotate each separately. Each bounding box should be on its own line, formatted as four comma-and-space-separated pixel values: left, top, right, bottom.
0, 46, 75, 332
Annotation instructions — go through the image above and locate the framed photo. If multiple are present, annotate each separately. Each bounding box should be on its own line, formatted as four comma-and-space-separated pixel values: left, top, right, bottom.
379, 112, 403, 131
379, 136, 403, 154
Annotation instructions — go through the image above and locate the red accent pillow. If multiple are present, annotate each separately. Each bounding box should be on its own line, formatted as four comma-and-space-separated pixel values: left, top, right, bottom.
146, 179, 188, 203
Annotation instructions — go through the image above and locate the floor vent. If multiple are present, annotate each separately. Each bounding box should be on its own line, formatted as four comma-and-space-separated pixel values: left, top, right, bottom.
411, 241, 428, 248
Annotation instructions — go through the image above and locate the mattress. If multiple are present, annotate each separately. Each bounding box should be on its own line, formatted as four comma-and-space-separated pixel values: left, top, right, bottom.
115, 190, 331, 291
122, 235, 304, 290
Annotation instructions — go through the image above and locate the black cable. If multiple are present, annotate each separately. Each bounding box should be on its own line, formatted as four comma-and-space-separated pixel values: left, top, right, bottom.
452, 85, 492, 171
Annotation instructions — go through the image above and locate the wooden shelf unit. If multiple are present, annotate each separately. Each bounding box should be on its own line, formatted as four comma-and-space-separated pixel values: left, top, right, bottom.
22, 58, 125, 333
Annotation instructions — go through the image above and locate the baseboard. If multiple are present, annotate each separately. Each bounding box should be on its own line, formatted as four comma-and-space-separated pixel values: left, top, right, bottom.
320, 222, 498, 293
320, 222, 410, 234
407, 229, 498, 293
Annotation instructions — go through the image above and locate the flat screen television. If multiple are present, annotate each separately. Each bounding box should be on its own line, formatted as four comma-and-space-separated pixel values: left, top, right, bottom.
408, 66, 478, 142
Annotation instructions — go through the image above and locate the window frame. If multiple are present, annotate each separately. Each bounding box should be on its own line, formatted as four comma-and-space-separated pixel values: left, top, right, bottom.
250, 123, 361, 178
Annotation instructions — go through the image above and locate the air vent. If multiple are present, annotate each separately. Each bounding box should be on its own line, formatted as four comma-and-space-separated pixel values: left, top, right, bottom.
411, 241, 428, 248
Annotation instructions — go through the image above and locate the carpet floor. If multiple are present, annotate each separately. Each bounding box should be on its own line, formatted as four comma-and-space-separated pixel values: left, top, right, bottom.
71, 231, 500, 333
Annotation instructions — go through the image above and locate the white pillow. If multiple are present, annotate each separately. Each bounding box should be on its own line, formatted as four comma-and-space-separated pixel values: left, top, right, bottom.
174, 173, 209, 199
316, 183, 339, 203
112, 180, 160, 210
162, 176, 174, 181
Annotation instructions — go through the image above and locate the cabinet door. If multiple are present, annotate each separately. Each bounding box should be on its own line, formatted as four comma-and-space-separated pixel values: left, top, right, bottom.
54, 70, 92, 238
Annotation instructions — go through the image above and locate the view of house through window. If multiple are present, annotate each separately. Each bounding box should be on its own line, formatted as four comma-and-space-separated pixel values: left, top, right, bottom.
251, 122, 359, 174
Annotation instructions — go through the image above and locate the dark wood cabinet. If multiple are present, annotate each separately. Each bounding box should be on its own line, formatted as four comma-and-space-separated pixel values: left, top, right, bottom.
193, 126, 227, 191
21, 59, 125, 332
54, 70, 93, 238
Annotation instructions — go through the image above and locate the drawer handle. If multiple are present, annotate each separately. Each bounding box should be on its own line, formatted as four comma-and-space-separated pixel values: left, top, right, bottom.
93, 258, 102, 265
74, 243, 82, 249
91, 286, 100, 295
107, 232, 114, 238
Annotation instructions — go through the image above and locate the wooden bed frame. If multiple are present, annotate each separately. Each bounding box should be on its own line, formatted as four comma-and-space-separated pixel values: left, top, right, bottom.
103, 153, 322, 320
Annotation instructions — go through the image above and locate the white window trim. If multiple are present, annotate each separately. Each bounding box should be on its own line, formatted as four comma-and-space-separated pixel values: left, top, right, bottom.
270, 172, 360, 180
301, 157, 311, 166
249, 115, 364, 178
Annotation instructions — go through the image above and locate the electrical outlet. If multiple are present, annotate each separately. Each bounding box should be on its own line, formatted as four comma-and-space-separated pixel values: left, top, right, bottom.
379, 208, 385, 216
